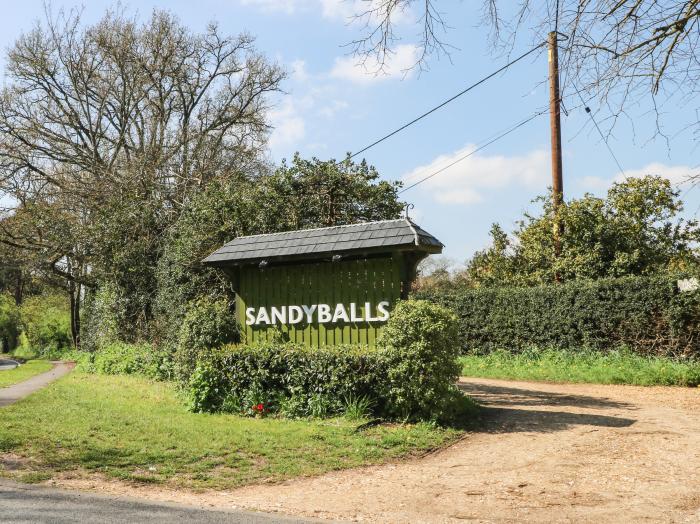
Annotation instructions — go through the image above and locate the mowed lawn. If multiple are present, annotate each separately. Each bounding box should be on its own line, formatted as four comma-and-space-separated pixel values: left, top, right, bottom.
0, 373, 461, 489
0, 360, 53, 388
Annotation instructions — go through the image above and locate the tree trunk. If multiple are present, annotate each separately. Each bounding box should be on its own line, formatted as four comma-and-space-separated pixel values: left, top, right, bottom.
13, 270, 23, 305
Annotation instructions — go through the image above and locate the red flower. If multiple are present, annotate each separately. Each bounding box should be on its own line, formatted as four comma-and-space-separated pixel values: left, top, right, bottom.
252, 403, 264, 413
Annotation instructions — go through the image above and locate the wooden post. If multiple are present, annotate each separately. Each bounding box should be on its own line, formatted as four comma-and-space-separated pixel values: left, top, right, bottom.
548, 31, 564, 266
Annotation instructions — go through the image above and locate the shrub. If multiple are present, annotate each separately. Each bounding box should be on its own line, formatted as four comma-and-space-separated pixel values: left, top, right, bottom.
80, 284, 120, 353
378, 300, 462, 421
90, 341, 164, 379
415, 274, 700, 357
0, 294, 19, 353
174, 297, 238, 381
18, 294, 71, 356
187, 300, 468, 423
186, 343, 385, 416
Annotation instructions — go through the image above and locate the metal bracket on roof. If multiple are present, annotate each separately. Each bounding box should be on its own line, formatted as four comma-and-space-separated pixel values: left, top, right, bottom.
403, 204, 420, 246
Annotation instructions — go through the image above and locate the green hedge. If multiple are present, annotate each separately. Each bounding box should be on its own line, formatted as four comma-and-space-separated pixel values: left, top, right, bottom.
414, 275, 700, 357
186, 300, 468, 422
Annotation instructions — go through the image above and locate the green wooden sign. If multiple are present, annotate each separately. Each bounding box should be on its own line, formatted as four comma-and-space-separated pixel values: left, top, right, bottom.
237, 256, 402, 347
204, 218, 443, 347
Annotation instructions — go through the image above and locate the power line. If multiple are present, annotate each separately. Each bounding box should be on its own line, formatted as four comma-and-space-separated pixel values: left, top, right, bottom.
572, 84, 626, 177
398, 108, 548, 194
344, 41, 547, 162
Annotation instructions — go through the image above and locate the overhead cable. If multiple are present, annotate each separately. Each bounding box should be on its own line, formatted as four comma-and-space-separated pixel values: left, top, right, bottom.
344, 41, 547, 162
398, 108, 548, 194
572, 84, 626, 177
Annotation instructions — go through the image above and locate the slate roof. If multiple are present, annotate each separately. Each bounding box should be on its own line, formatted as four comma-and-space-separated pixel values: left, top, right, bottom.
203, 218, 443, 266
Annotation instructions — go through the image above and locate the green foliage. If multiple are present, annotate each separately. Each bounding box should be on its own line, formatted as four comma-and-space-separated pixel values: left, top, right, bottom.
186, 344, 385, 417
79, 284, 120, 353
154, 157, 403, 355
87, 342, 165, 380
464, 176, 700, 287
416, 274, 700, 357
186, 300, 470, 423
343, 395, 376, 421
0, 373, 459, 489
0, 293, 19, 353
174, 297, 238, 381
17, 294, 71, 356
460, 348, 700, 386
378, 300, 463, 421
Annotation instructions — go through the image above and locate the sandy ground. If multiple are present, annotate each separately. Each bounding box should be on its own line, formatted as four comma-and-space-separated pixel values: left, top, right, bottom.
51, 378, 700, 523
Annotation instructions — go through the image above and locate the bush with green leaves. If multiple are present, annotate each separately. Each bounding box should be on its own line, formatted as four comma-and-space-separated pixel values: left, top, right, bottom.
174, 297, 238, 381
414, 274, 700, 357
87, 342, 165, 379
186, 300, 468, 423
378, 300, 462, 421
79, 284, 120, 353
186, 343, 385, 417
17, 294, 71, 356
0, 293, 20, 353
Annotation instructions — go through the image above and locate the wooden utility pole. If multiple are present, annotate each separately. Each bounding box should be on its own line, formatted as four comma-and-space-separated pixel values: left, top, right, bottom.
548, 31, 564, 261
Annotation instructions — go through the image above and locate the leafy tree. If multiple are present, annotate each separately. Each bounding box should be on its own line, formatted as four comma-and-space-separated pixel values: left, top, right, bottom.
154, 156, 404, 350
0, 8, 284, 345
463, 175, 700, 287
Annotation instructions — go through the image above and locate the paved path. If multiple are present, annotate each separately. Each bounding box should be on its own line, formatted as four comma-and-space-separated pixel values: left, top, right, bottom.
0, 361, 75, 407
0, 358, 19, 370
0, 479, 313, 524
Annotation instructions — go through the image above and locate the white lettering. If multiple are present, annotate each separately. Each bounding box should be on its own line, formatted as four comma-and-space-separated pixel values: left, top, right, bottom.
364, 302, 377, 321
255, 307, 271, 325
271, 306, 286, 324
376, 301, 390, 322
332, 303, 350, 323
318, 304, 332, 323
288, 305, 304, 324
245, 307, 256, 325
245, 302, 391, 326
350, 302, 363, 322
302, 304, 317, 323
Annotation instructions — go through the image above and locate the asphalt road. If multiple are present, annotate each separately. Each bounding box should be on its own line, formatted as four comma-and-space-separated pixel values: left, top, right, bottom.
0, 480, 316, 523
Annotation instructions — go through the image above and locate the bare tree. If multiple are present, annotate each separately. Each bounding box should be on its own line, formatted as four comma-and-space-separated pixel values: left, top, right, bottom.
0, 7, 284, 346
350, 0, 700, 137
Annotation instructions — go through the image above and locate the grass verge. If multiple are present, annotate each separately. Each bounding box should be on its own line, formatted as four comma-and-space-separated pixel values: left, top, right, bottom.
0, 360, 53, 388
0, 372, 464, 489
460, 348, 700, 386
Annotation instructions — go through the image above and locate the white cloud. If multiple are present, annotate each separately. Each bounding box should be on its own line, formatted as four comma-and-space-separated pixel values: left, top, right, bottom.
239, 0, 303, 14
318, 99, 349, 118
319, 0, 355, 20
581, 162, 696, 191
268, 99, 306, 152
240, 0, 414, 23
330, 44, 420, 84
290, 59, 309, 82
402, 146, 549, 204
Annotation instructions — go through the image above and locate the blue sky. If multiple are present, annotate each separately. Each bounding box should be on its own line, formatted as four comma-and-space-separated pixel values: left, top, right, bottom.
1, 0, 698, 264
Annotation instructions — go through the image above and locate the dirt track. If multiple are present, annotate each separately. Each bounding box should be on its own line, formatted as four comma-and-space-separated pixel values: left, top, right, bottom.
58, 378, 700, 523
